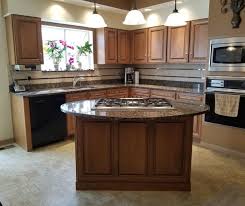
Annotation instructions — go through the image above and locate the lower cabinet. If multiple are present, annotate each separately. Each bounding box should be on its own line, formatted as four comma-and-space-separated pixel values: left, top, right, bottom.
66, 92, 89, 137
151, 89, 176, 100
76, 118, 193, 190
129, 88, 150, 98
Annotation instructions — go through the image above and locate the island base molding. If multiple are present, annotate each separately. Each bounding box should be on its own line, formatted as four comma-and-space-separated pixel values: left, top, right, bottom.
76, 181, 191, 191
75, 116, 194, 191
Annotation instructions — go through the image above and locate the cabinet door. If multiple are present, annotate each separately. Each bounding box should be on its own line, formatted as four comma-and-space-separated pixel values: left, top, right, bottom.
119, 123, 147, 175
167, 22, 190, 63
81, 122, 113, 175
148, 26, 167, 63
132, 29, 148, 64
118, 30, 130, 64
152, 123, 185, 175
193, 115, 202, 140
189, 19, 209, 63
105, 28, 118, 64
10, 15, 43, 65
66, 92, 89, 137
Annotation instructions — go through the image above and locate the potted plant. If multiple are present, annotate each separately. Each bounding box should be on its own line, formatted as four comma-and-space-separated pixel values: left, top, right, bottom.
76, 41, 93, 70
45, 40, 74, 71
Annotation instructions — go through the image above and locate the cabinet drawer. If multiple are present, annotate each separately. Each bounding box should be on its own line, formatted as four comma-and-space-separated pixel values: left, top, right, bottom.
66, 92, 89, 102
89, 90, 107, 99
151, 90, 176, 100
176, 93, 203, 103
107, 88, 128, 95
130, 88, 150, 98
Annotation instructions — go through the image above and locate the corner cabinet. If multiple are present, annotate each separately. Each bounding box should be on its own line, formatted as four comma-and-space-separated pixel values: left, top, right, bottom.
189, 19, 209, 63
96, 28, 131, 64
6, 14, 44, 65
132, 29, 148, 64
148, 26, 167, 63
96, 28, 118, 64
167, 22, 191, 63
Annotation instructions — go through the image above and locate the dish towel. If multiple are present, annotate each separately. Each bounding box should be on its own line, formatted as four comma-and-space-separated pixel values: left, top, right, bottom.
215, 93, 240, 117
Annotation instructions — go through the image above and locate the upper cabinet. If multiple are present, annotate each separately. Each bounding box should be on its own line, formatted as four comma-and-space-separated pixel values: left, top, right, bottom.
118, 30, 131, 64
189, 19, 209, 63
148, 26, 167, 63
6, 14, 44, 65
96, 28, 118, 64
167, 22, 190, 63
132, 29, 148, 64
96, 28, 131, 64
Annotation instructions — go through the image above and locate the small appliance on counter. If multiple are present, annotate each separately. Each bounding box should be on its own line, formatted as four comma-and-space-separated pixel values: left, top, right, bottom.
124, 67, 135, 84
134, 71, 140, 84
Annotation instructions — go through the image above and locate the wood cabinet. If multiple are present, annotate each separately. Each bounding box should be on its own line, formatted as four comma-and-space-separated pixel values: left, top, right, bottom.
96, 28, 118, 64
132, 29, 148, 64
167, 22, 190, 63
151, 89, 176, 100
6, 14, 44, 65
81, 122, 113, 175
118, 30, 130, 64
148, 26, 167, 63
76, 117, 194, 190
66, 92, 89, 137
119, 123, 147, 175
129, 88, 150, 98
189, 19, 209, 63
152, 123, 185, 175
176, 92, 204, 140
107, 88, 128, 98
89, 90, 107, 99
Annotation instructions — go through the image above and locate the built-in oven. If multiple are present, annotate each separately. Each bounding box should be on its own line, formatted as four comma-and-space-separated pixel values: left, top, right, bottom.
209, 37, 245, 72
205, 77, 245, 129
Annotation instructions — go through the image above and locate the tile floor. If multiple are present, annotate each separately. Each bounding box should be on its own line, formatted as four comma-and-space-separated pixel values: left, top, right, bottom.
0, 141, 244, 206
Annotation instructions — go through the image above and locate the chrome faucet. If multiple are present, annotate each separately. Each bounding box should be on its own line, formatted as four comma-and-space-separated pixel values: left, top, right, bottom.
73, 76, 85, 88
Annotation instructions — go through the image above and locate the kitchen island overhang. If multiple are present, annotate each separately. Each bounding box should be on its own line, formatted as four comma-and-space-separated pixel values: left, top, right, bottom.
61, 99, 209, 191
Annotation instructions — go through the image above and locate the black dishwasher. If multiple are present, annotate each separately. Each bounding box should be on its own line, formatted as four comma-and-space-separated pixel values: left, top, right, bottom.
29, 94, 67, 148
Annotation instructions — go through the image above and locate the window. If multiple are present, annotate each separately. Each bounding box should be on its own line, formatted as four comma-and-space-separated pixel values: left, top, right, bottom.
42, 24, 94, 71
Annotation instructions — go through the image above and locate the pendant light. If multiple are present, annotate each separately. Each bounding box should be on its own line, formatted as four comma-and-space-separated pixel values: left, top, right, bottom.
164, 0, 187, 27
88, 0, 107, 28
123, 0, 146, 25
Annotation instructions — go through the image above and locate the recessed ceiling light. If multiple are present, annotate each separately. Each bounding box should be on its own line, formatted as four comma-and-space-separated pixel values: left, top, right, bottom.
144, 8, 152, 12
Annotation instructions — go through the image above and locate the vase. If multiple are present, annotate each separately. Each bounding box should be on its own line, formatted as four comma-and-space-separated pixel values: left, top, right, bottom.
78, 62, 82, 70
53, 64, 59, 71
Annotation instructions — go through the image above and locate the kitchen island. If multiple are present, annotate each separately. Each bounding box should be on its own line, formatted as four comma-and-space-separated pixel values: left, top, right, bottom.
61, 98, 208, 191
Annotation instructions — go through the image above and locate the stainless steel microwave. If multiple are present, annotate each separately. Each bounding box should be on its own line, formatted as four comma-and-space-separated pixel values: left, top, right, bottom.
209, 37, 245, 72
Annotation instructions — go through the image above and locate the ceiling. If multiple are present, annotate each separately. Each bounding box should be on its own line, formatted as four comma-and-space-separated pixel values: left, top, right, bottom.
57, 0, 173, 11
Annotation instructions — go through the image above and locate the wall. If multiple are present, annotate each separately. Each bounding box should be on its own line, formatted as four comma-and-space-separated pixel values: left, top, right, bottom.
0, 0, 13, 143
2, 0, 129, 29
208, 0, 245, 38
133, 0, 209, 29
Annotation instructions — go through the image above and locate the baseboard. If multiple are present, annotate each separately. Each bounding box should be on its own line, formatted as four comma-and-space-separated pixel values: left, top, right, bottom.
195, 141, 245, 159
0, 138, 14, 147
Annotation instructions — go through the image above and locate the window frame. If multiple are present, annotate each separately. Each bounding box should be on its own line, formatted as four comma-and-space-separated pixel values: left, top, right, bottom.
41, 21, 96, 71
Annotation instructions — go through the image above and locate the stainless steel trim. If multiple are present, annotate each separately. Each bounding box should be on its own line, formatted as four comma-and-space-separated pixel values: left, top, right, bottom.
207, 76, 245, 80
92, 106, 175, 110
206, 87, 245, 94
210, 37, 245, 44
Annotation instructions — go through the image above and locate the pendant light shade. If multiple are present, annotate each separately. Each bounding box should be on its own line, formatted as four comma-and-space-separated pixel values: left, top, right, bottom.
164, 0, 187, 27
123, 0, 146, 25
88, 0, 107, 28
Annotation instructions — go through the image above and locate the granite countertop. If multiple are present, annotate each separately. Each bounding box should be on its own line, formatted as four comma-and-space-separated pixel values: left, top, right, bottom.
60, 100, 209, 121
12, 84, 204, 97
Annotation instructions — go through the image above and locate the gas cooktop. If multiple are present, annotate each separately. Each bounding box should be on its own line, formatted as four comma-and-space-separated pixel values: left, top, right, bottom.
93, 98, 173, 110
